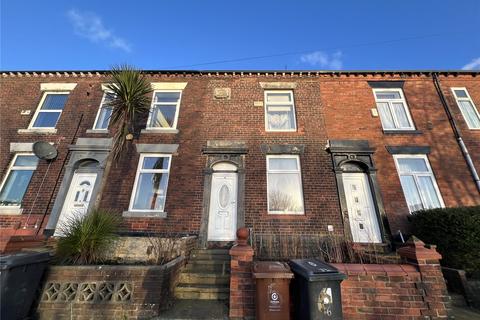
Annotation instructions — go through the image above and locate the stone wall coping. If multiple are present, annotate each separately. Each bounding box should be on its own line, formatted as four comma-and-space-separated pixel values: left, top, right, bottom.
48, 255, 184, 272
332, 263, 418, 275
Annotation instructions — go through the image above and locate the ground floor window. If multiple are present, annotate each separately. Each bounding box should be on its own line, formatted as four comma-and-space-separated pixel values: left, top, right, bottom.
266, 155, 304, 214
393, 154, 444, 212
0, 154, 38, 207
129, 154, 171, 212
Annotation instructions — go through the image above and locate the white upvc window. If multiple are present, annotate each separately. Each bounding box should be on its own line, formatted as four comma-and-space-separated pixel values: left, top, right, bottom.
264, 90, 297, 132
451, 87, 480, 129
393, 154, 444, 213
129, 154, 172, 212
266, 155, 304, 214
92, 92, 115, 130
0, 154, 39, 208
146, 90, 182, 129
373, 88, 415, 131
29, 92, 69, 129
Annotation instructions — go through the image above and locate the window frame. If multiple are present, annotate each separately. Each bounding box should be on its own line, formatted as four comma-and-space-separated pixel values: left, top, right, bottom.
372, 88, 415, 131
92, 91, 115, 131
393, 154, 445, 213
264, 90, 298, 132
29, 91, 69, 129
128, 153, 172, 213
0, 153, 38, 208
146, 90, 183, 130
451, 87, 480, 130
266, 154, 305, 215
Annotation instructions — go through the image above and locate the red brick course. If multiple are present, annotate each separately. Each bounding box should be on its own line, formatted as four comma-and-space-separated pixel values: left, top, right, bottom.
0, 71, 479, 248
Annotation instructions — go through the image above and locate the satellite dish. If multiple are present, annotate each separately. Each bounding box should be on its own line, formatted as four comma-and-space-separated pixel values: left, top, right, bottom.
33, 141, 58, 160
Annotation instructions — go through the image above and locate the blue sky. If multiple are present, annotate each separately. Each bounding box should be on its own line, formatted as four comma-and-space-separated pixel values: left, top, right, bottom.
1, 0, 479, 71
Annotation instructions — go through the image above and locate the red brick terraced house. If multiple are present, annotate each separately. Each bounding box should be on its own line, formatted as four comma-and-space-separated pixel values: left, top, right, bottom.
0, 70, 479, 253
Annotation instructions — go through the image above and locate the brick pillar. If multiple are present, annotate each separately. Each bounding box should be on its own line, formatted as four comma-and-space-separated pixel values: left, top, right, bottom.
397, 236, 450, 319
229, 228, 255, 320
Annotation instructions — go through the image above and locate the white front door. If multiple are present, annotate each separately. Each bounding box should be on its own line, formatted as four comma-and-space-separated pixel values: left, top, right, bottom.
208, 172, 237, 241
343, 173, 382, 243
54, 172, 97, 236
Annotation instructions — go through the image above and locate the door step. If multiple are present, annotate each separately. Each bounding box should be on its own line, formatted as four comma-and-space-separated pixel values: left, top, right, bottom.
174, 284, 229, 300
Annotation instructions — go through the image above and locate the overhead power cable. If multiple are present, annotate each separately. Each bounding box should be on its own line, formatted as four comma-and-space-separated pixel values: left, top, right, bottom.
168, 32, 459, 69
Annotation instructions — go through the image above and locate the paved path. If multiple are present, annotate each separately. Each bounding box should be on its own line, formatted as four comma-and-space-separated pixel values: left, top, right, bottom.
451, 306, 480, 320
152, 299, 229, 320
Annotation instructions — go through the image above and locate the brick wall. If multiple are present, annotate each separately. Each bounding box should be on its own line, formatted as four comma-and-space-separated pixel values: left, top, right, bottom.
1, 71, 479, 245
321, 74, 480, 233
35, 256, 185, 320
334, 263, 448, 319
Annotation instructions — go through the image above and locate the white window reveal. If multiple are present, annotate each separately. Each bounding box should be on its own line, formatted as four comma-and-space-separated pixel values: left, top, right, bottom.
129, 154, 172, 212
451, 88, 480, 129
265, 90, 297, 131
30, 92, 69, 128
267, 155, 304, 214
394, 155, 444, 213
0, 154, 38, 207
373, 89, 415, 130
93, 92, 115, 130
147, 91, 182, 129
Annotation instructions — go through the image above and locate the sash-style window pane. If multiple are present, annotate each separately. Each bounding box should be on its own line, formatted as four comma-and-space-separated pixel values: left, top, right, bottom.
147, 91, 182, 129
265, 91, 297, 131
93, 93, 114, 130
129, 154, 171, 212
0, 154, 38, 207
373, 89, 415, 130
31, 93, 69, 128
267, 155, 304, 214
394, 155, 443, 213
452, 88, 480, 129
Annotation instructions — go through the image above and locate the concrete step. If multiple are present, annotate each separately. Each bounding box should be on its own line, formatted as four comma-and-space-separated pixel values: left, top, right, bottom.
184, 262, 230, 274
191, 249, 229, 256
179, 272, 230, 285
174, 284, 229, 300
153, 299, 229, 319
191, 252, 230, 261
449, 293, 468, 308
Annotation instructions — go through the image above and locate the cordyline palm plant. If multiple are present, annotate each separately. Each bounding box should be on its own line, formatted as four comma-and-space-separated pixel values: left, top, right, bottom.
105, 65, 152, 160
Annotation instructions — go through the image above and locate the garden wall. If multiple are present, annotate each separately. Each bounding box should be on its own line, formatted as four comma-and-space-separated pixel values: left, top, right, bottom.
104, 235, 197, 264
35, 256, 185, 320
333, 263, 449, 319
229, 236, 450, 320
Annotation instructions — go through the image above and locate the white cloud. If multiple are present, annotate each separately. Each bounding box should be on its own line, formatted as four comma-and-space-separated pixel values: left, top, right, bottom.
462, 57, 480, 70
67, 9, 131, 52
300, 51, 343, 69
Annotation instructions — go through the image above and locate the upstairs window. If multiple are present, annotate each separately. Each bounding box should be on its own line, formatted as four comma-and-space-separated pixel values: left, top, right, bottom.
30, 92, 69, 128
452, 88, 480, 129
129, 154, 171, 212
394, 155, 444, 213
373, 89, 415, 130
147, 91, 182, 129
265, 91, 297, 131
93, 92, 115, 130
267, 155, 304, 214
0, 154, 38, 207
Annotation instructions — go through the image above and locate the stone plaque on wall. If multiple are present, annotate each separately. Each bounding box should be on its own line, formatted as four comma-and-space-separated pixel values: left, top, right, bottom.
213, 87, 231, 100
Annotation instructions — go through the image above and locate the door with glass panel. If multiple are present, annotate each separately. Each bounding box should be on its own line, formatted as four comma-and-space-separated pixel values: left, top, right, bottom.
343, 173, 381, 243
208, 172, 238, 241
54, 172, 97, 236
394, 155, 444, 213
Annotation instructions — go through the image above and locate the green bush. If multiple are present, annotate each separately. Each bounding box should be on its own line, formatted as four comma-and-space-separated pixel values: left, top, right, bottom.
410, 206, 480, 277
56, 209, 119, 265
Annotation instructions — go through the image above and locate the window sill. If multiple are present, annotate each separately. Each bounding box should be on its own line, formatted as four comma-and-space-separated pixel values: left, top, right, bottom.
18, 128, 58, 134
0, 207, 23, 215
122, 211, 167, 218
383, 129, 422, 135
86, 129, 109, 134
141, 128, 179, 134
